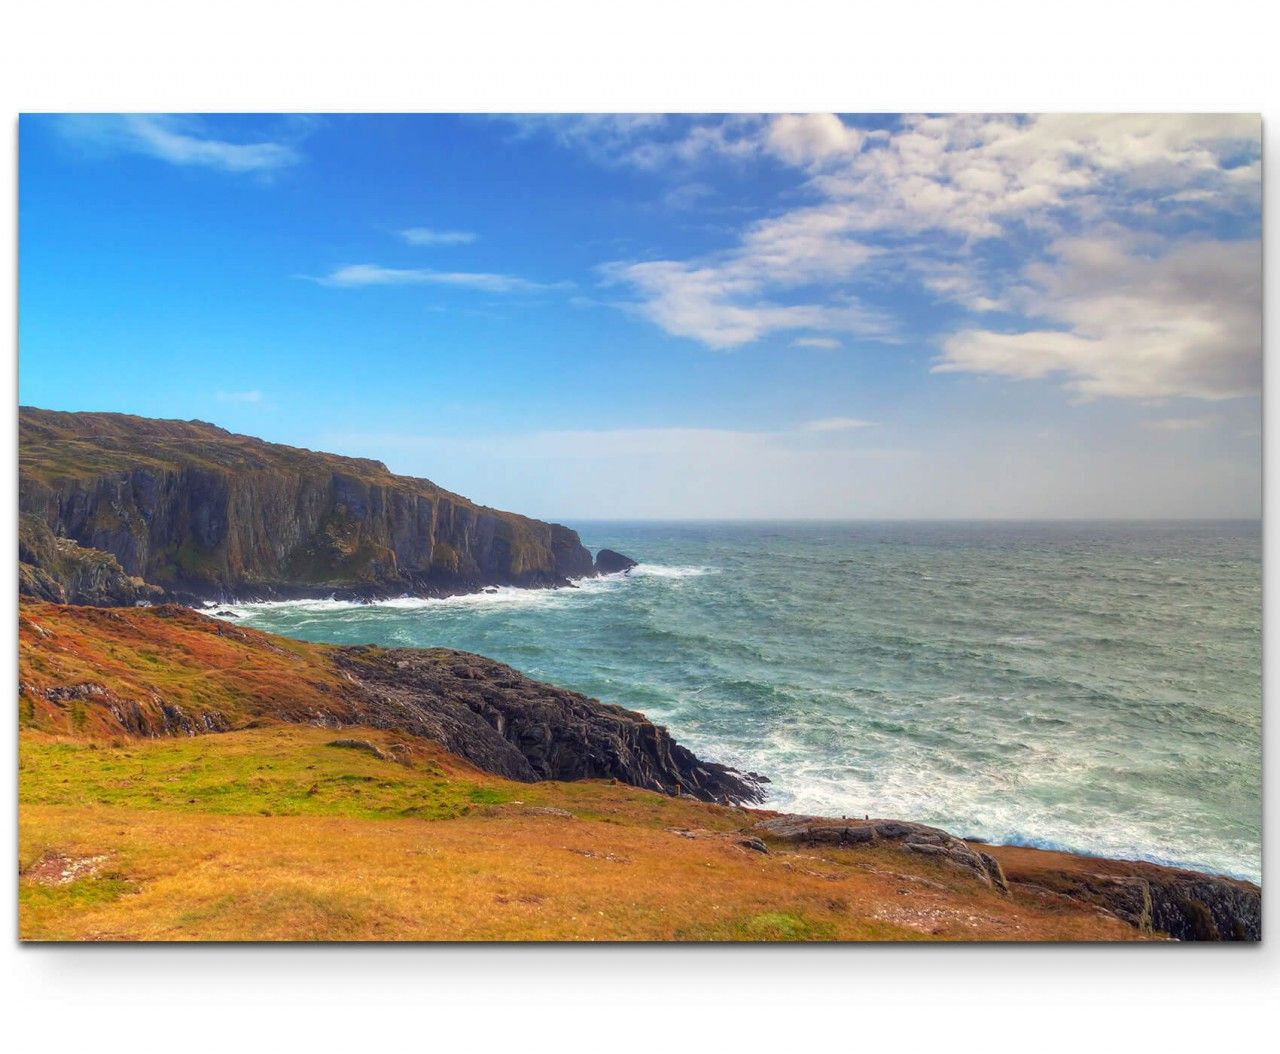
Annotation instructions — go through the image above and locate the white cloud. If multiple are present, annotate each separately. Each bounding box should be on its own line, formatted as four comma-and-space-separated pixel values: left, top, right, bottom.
513, 114, 764, 170
934, 237, 1261, 400
601, 202, 890, 348
603, 255, 891, 348
766, 113, 864, 166
805, 113, 1260, 241
317, 263, 566, 294
400, 228, 477, 246
580, 114, 1260, 369
792, 336, 840, 349
58, 115, 300, 173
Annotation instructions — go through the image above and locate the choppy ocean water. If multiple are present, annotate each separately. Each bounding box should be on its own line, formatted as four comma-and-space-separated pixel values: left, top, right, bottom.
223, 521, 1262, 882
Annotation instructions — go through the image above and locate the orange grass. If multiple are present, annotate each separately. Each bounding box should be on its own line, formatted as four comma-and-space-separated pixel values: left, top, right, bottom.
17, 599, 1151, 942
19, 600, 351, 736
19, 725, 1144, 942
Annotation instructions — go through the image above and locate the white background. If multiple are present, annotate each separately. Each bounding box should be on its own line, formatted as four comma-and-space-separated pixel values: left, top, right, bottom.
1, 2, 1275, 1050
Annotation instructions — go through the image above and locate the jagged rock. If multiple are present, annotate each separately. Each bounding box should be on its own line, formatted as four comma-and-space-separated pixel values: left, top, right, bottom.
331, 646, 766, 806
1012, 866, 1260, 941
594, 549, 638, 575
754, 815, 1009, 892
19, 407, 596, 603
1147, 875, 1260, 940
977, 851, 1010, 895
19, 514, 163, 607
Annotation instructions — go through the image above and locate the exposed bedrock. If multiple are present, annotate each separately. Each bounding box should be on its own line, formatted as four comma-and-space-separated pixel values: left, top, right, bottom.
20, 601, 764, 807
331, 645, 765, 805
19, 514, 164, 607
594, 548, 639, 575
754, 815, 1010, 893
1006, 864, 1262, 942
752, 814, 1260, 941
19, 407, 597, 603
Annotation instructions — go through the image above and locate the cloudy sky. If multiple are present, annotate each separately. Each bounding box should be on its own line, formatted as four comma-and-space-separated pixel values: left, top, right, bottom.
19, 113, 1261, 519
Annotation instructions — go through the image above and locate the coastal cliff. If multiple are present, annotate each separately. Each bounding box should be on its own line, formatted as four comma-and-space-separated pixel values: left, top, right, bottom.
18, 600, 1259, 941
18, 407, 606, 603
18, 601, 761, 806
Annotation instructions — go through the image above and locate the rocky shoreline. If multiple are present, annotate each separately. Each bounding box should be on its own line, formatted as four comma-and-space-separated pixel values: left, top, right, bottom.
18, 600, 1261, 941
748, 814, 1261, 941
15, 410, 1261, 941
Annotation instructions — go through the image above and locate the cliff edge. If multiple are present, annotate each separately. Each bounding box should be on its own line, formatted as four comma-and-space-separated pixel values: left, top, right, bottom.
18, 407, 618, 603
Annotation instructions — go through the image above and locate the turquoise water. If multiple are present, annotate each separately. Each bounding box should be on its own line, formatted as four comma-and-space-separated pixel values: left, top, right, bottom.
224, 521, 1262, 882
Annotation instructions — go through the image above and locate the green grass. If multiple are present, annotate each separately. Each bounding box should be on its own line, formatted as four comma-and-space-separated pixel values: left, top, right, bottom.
20, 876, 137, 912
19, 873, 140, 938
682, 911, 840, 941
19, 728, 516, 822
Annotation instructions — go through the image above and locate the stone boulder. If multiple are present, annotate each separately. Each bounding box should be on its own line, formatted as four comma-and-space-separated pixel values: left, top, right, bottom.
595, 549, 639, 575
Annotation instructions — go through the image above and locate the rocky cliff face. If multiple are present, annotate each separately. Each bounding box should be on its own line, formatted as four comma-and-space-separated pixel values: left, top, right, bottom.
19, 407, 605, 603
19, 514, 163, 606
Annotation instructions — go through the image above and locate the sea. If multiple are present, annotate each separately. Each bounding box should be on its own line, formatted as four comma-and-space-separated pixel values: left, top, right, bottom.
220, 520, 1263, 883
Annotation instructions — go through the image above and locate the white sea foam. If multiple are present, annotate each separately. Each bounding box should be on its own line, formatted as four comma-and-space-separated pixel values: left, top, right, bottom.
625, 564, 716, 579
213, 563, 716, 621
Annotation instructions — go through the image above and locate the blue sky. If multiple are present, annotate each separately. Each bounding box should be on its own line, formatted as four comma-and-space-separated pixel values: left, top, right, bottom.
19, 113, 1262, 519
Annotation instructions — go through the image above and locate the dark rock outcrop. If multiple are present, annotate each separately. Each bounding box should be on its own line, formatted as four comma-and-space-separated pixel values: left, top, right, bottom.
20, 600, 764, 806
19, 407, 597, 603
332, 646, 765, 805
1146, 874, 1260, 941
754, 813, 1260, 941
594, 549, 638, 575
1001, 861, 1262, 942
754, 815, 1009, 893
19, 514, 164, 606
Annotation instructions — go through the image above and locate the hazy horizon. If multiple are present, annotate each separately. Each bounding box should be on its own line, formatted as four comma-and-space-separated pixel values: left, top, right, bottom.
19, 114, 1261, 520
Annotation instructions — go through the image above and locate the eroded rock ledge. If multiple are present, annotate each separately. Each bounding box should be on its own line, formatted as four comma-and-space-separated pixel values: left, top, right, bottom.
750, 814, 1260, 942
754, 815, 1010, 893
330, 645, 764, 805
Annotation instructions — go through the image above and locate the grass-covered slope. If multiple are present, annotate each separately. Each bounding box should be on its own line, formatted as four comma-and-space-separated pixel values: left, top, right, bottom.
21, 725, 1148, 942
17, 600, 1259, 941
18, 601, 761, 802
19, 406, 596, 601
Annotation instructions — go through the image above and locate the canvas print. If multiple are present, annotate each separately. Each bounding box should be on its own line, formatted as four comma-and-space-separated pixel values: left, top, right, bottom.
17, 114, 1261, 942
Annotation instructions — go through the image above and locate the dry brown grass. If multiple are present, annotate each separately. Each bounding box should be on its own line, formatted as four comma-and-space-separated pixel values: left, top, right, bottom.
19, 600, 348, 736
19, 725, 1145, 942
17, 599, 1158, 942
